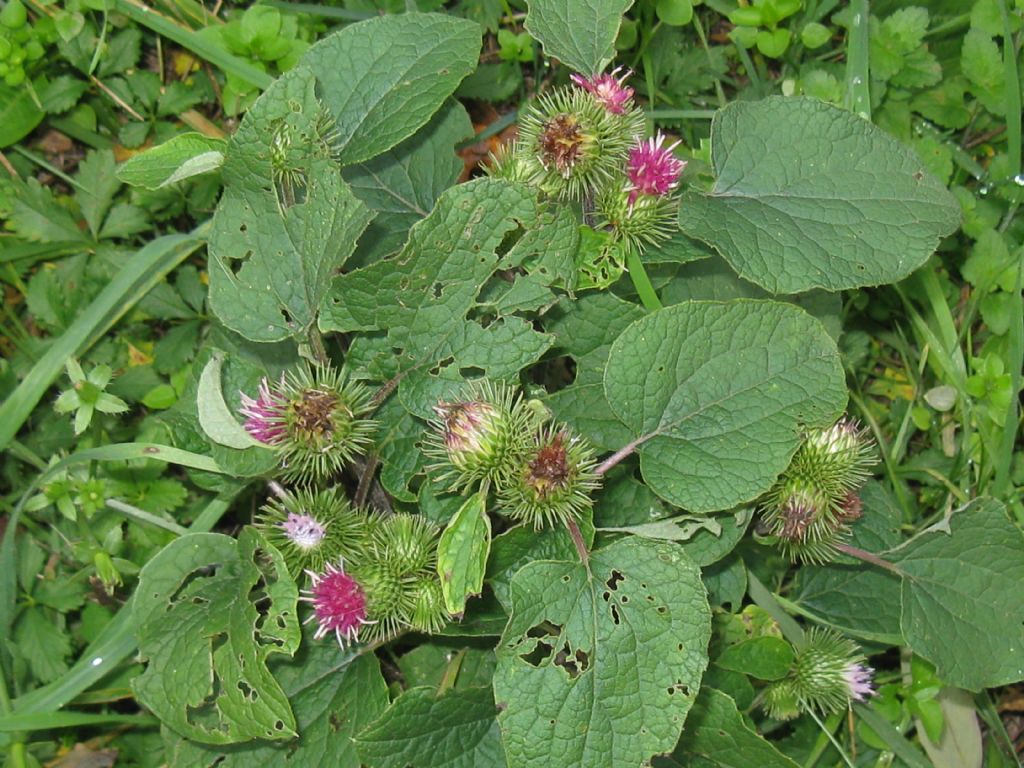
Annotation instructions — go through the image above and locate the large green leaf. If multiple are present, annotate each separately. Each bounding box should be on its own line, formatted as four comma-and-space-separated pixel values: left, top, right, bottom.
133, 529, 300, 744
208, 67, 373, 343
678, 97, 961, 294
525, 0, 635, 75
493, 537, 711, 767
301, 13, 480, 164
354, 686, 505, 768
166, 648, 388, 767
603, 300, 847, 512
343, 100, 473, 267
890, 498, 1024, 691
659, 254, 842, 341
660, 688, 799, 767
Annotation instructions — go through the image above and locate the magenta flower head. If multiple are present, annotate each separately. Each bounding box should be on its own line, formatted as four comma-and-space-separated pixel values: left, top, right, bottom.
239, 377, 289, 444
843, 662, 875, 702
570, 66, 634, 114
301, 562, 370, 647
626, 133, 686, 204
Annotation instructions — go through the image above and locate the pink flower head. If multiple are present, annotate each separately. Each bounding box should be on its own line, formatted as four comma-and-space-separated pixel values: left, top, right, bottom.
281, 512, 326, 550
570, 66, 634, 114
301, 562, 370, 647
843, 662, 875, 702
626, 133, 686, 204
239, 377, 288, 445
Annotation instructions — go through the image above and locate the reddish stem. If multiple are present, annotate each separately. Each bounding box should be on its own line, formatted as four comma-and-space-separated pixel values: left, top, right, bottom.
566, 518, 589, 565
834, 543, 903, 576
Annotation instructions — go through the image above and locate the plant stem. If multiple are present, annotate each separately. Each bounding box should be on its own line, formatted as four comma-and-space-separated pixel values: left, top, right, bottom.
0, 663, 27, 768
625, 250, 663, 312
807, 709, 856, 768
105, 499, 189, 536
833, 543, 903, 576
594, 433, 652, 476
566, 518, 589, 566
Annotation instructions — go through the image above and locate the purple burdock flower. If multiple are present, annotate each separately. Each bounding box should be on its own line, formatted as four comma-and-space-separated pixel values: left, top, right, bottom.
301, 562, 371, 647
239, 377, 288, 445
570, 67, 634, 114
280, 512, 327, 550
843, 662, 875, 702
626, 133, 686, 204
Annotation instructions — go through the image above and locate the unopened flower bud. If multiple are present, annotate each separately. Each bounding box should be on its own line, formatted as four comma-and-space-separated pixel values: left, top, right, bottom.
793, 418, 877, 496
426, 381, 532, 492
408, 577, 448, 634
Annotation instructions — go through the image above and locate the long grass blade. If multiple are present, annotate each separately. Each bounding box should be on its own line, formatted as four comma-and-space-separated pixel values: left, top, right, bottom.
0, 711, 157, 731
993, 0, 1023, 497
845, 0, 871, 119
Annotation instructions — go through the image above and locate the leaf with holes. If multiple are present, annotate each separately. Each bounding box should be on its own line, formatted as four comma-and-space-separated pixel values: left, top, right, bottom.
165, 647, 388, 767
208, 67, 373, 343
132, 528, 300, 744
322, 179, 558, 419
678, 97, 960, 293
321, 178, 561, 493
604, 300, 847, 512
525, 0, 635, 75
354, 686, 506, 768
493, 536, 710, 767
889, 497, 1024, 691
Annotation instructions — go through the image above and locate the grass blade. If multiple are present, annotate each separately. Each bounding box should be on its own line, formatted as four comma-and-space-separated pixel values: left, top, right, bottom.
993, 0, 1023, 497
853, 703, 933, 768
0, 711, 157, 731
845, 0, 871, 119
